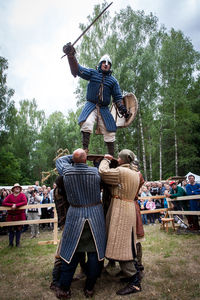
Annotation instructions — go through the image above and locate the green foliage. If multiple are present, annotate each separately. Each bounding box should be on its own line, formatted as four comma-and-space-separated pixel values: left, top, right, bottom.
0, 148, 21, 184
76, 3, 200, 179
0, 57, 16, 145
0, 3, 199, 184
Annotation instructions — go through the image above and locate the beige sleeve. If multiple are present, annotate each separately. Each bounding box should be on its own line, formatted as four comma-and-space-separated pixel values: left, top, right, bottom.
99, 159, 120, 185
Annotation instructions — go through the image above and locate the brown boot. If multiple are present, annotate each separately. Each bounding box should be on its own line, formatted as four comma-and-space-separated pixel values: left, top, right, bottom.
105, 142, 115, 156
82, 132, 90, 153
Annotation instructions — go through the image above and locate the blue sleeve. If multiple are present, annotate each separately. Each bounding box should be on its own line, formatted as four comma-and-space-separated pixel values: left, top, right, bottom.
186, 184, 200, 195
111, 79, 122, 103
194, 184, 200, 194
186, 185, 193, 195
56, 155, 73, 175
78, 65, 93, 80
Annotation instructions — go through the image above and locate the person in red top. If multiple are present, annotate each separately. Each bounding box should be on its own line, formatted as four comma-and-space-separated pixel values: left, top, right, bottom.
3, 183, 27, 247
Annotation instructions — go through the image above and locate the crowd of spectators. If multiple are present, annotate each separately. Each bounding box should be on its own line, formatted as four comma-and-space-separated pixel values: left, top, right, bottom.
0, 175, 200, 240
137, 176, 200, 231
0, 181, 57, 238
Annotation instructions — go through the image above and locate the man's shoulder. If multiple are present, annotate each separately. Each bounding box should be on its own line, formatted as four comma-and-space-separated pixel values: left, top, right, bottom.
186, 183, 193, 189
107, 74, 118, 83
87, 165, 99, 174
63, 164, 98, 173
187, 183, 200, 189
177, 185, 185, 191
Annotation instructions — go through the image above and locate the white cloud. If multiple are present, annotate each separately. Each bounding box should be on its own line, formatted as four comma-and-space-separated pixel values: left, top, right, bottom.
1, 0, 199, 117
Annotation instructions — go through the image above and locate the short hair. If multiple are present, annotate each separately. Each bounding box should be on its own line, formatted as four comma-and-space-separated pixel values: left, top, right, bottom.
72, 149, 87, 163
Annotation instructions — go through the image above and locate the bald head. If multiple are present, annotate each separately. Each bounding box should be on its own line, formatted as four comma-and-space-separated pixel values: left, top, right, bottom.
72, 148, 87, 164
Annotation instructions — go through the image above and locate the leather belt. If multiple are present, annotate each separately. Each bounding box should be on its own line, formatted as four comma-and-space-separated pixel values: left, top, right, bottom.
70, 202, 102, 208
114, 195, 133, 203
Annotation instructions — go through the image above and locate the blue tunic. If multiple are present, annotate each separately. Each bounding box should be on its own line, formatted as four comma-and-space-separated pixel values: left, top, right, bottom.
56, 155, 106, 263
78, 65, 122, 132
186, 183, 200, 211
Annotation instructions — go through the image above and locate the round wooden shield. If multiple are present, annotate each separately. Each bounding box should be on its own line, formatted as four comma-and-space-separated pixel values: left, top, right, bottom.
110, 93, 138, 128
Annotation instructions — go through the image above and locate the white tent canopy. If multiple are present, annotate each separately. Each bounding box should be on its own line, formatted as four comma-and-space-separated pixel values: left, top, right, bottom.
0, 185, 30, 191
185, 172, 200, 183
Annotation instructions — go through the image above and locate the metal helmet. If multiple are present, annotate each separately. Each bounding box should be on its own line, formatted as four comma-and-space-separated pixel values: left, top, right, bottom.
99, 54, 112, 66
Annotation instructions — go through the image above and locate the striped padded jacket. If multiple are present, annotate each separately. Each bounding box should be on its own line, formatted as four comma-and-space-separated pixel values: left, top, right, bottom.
78, 65, 122, 132
56, 155, 106, 263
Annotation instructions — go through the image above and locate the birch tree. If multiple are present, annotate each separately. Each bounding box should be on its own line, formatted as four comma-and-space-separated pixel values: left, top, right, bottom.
159, 29, 200, 177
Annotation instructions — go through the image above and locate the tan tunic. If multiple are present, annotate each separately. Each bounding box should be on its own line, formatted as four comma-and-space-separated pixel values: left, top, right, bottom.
99, 159, 140, 261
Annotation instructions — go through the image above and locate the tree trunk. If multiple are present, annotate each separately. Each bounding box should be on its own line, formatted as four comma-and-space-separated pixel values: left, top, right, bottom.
159, 123, 162, 181
148, 135, 152, 181
137, 118, 140, 163
174, 101, 178, 176
138, 106, 147, 181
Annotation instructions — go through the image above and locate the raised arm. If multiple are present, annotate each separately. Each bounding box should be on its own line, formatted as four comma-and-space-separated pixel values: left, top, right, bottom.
63, 43, 79, 77
99, 158, 120, 186
56, 155, 73, 175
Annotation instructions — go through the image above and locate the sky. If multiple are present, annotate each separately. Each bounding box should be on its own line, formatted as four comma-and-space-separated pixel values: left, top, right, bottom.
0, 0, 200, 117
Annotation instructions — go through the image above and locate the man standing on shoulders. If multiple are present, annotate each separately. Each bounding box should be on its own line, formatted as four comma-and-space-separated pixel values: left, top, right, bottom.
54, 149, 106, 299
186, 175, 200, 230
62, 43, 130, 155
99, 149, 142, 296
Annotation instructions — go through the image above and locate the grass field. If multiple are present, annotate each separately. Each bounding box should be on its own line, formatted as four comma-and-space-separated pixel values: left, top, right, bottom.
0, 224, 200, 300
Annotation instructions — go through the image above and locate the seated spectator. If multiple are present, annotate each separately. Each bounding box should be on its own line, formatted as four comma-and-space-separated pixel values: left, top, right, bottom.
186, 175, 200, 231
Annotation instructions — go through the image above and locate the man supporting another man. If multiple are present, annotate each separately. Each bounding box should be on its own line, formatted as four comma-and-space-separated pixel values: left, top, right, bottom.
54, 149, 106, 299
99, 149, 143, 295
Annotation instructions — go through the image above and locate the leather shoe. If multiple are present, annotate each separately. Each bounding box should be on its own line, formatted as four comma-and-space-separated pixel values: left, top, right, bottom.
116, 283, 141, 295
56, 287, 71, 299
50, 282, 57, 291
84, 288, 94, 298
73, 271, 86, 281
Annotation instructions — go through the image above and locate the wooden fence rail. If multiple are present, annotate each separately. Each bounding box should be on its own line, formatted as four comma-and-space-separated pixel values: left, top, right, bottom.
0, 195, 199, 241
0, 203, 58, 245
138, 195, 200, 215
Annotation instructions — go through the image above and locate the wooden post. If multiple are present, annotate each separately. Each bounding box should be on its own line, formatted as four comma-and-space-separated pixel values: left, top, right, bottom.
53, 207, 58, 245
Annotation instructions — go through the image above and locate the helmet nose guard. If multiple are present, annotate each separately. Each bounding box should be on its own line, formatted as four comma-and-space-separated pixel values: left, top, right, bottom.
99, 54, 112, 66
